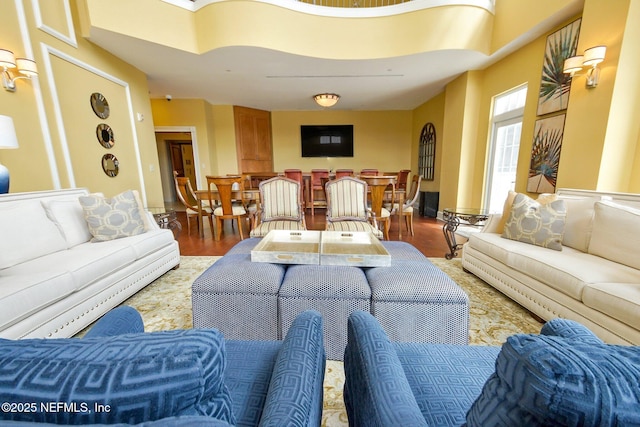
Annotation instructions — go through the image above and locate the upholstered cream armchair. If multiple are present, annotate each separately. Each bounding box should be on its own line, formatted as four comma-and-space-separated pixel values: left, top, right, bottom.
250, 176, 306, 237
325, 177, 384, 239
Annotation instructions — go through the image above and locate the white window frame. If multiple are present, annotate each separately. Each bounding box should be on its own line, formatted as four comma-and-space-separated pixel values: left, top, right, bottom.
484, 85, 527, 213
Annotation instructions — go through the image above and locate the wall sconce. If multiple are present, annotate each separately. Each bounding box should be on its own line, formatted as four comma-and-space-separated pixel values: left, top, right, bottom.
563, 45, 606, 88
314, 93, 340, 108
1, 49, 38, 92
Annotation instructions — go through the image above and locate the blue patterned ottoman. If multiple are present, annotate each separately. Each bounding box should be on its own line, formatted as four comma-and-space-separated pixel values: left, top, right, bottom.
279, 264, 371, 360
366, 248, 470, 345
192, 252, 286, 340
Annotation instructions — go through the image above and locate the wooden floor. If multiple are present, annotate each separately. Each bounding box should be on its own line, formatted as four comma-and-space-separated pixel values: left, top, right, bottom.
173, 208, 452, 258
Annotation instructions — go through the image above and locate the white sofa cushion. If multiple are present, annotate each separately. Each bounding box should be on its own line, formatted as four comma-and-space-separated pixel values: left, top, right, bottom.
582, 282, 640, 330
0, 200, 67, 269
0, 270, 75, 330
8, 241, 137, 292
79, 191, 146, 241
42, 198, 92, 247
560, 196, 601, 252
588, 201, 640, 270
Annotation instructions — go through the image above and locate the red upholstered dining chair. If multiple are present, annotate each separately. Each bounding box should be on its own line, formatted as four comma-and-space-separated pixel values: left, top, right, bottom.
361, 175, 396, 240
396, 169, 411, 191
284, 169, 304, 208
359, 169, 378, 176
335, 169, 354, 178
250, 177, 306, 237
324, 177, 384, 239
310, 169, 329, 216
206, 175, 247, 241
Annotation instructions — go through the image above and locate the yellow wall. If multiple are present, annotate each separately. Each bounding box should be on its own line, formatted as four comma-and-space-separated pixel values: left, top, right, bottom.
3, 0, 639, 212
271, 110, 412, 173
435, 0, 640, 211
0, 0, 163, 207
412, 92, 445, 193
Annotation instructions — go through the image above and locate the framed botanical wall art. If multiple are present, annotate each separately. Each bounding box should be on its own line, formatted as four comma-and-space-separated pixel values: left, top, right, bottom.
527, 114, 566, 193
536, 19, 581, 116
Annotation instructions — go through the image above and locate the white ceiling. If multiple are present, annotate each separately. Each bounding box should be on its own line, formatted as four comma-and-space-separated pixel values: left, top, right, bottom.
86, 3, 581, 111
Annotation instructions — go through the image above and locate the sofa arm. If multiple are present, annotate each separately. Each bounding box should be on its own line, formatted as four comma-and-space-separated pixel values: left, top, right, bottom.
83, 306, 144, 338
344, 311, 427, 427
479, 213, 502, 233
259, 310, 326, 427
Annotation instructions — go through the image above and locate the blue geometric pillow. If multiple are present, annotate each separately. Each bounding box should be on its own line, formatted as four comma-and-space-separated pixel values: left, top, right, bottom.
465, 334, 640, 427
0, 355, 203, 424
0, 329, 235, 425
540, 317, 604, 344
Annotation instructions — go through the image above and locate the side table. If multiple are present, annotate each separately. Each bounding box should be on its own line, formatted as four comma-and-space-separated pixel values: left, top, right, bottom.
442, 207, 489, 259
151, 210, 182, 238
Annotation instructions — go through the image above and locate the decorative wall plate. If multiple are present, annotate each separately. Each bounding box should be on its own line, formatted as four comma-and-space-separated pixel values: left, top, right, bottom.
90, 92, 110, 119
101, 153, 119, 177
96, 123, 115, 148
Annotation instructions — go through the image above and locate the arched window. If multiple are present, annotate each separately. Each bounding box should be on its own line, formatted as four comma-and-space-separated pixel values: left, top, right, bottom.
418, 122, 436, 181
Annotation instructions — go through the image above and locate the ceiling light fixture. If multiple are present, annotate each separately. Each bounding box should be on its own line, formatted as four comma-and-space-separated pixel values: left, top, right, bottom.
1, 49, 38, 92
314, 93, 340, 108
562, 45, 606, 89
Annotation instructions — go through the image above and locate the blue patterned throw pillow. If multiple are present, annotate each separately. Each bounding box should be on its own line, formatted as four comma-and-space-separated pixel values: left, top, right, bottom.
465, 334, 640, 426
0, 329, 235, 425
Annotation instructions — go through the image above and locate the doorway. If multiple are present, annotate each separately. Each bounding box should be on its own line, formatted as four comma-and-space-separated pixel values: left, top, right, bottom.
155, 128, 200, 209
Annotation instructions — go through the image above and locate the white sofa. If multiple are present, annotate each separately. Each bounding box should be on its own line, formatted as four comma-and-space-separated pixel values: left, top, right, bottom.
0, 188, 180, 339
462, 188, 640, 345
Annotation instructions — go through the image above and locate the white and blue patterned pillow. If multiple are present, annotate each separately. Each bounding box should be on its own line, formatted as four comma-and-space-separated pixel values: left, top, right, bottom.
0, 329, 235, 425
79, 190, 146, 242
465, 333, 640, 426
502, 193, 566, 251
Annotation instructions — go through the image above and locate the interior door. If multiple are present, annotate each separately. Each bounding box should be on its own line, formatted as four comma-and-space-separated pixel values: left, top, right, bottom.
234, 106, 273, 173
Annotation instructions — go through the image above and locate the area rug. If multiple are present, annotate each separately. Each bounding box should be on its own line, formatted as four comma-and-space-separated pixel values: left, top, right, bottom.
116, 256, 543, 427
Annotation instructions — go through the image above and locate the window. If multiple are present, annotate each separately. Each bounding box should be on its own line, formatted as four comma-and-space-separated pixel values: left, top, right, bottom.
418, 122, 436, 180
485, 85, 527, 213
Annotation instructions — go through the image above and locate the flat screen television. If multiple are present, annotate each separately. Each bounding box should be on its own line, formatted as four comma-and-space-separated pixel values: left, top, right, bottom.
301, 125, 354, 157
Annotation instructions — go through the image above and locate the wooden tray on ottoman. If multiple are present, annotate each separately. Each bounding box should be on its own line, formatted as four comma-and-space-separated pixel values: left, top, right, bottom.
251, 230, 321, 265
320, 231, 390, 267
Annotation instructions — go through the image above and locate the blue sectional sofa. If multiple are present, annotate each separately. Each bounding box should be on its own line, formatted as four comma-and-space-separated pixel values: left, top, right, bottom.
0, 306, 326, 426
344, 311, 640, 427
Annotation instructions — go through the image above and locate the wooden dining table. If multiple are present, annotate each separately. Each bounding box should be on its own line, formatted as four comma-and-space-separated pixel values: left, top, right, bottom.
194, 188, 261, 238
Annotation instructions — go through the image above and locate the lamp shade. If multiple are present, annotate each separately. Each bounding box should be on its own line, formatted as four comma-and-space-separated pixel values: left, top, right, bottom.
0, 49, 16, 69
0, 115, 19, 149
583, 46, 606, 66
563, 55, 584, 74
314, 93, 340, 108
16, 58, 38, 77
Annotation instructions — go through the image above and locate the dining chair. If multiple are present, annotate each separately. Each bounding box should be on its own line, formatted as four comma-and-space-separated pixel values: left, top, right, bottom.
324, 177, 384, 239
173, 171, 213, 236
361, 175, 396, 240
335, 169, 354, 178
386, 174, 422, 236
283, 169, 305, 208
206, 175, 248, 240
245, 172, 279, 189
359, 169, 379, 176
250, 177, 306, 237
396, 169, 411, 191
310, 169, 330, 216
